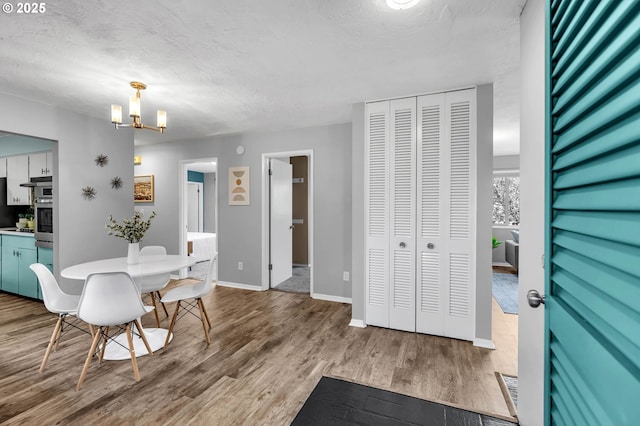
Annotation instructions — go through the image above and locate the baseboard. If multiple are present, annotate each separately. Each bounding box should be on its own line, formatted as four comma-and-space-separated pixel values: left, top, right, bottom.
293, 263, 310, 267
216, 281, 263, 291
349, 319, 366, 328
492, 262, 511, 267
312, 293, 352, 304
473, 338, 496, 349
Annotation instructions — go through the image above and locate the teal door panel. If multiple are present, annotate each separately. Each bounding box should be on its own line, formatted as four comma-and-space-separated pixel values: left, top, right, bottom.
547, 1, 640, 425
18, 248, 37, 298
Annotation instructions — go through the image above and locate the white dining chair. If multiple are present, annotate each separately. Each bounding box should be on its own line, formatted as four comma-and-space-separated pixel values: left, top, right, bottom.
30, 263, 93, 373
161, 253, 217, 349
76, 272, 153, 391
136, 245, 171, 327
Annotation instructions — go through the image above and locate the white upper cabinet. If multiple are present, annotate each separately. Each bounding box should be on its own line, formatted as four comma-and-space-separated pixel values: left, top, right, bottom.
7, 155, 30, 205
29, 151, 53, 177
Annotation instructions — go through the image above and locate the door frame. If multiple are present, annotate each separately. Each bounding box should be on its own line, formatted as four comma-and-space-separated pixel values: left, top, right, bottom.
261, 149, 314, 294
187, 181, 204, 232
179, 157, 218, 278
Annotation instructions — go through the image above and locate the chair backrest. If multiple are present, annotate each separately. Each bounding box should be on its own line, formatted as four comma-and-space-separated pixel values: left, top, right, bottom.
77, 272, 149, 326
140, 245, 167, 256
30, 263, 76, 314
192, 253, 218, 298
137, 245, 170, 292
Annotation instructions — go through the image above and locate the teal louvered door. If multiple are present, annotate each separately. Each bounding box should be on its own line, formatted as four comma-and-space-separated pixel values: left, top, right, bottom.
547, 1, 640, 425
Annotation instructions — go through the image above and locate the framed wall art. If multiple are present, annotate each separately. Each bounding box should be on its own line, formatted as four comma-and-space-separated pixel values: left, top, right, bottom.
229, 166, 250, 205
134, 174, 154, 203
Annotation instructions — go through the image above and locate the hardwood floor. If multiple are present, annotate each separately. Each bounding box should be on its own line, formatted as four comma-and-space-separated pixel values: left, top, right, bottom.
0, 279, 517, 425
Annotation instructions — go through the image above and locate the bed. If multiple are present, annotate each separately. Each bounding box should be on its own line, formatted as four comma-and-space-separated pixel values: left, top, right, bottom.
187, 232, 217, 279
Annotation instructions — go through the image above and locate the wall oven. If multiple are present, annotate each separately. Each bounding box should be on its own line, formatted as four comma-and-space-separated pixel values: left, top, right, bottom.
34, 184, 53, 248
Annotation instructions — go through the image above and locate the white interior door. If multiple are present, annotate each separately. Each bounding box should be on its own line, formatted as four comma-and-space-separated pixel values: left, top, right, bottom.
187, 182, 203, 232
270, 158, 292, 287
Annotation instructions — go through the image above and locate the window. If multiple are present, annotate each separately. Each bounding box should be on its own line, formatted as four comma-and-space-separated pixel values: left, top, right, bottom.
492, 174, 520, 226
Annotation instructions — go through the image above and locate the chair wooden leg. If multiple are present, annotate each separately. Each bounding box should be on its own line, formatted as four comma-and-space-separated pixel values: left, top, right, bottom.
133, 319, 153, 356
164, 301, 181, 349
88, 324, 95, 337
125, 324, 141, 382
157, 291, 169, 317
40, 316, 63, 373
200, 300, 212, 331
99, 326, 109, 363
53, 318, 64, 351
149, 292, 161, 327
197, 299, 211, 345
77, 327, 103, 391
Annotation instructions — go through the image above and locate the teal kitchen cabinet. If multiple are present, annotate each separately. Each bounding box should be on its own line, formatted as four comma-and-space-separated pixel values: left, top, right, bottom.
2, 235, 38, 299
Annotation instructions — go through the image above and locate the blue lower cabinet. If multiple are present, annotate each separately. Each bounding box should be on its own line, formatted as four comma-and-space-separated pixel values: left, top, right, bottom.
37, 247, 54, 300
1, 236, 39, 299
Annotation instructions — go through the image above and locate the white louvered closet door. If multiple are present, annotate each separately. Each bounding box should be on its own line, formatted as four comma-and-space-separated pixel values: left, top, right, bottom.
443, 88, 476, 341
388, 98, 417, 332
416, 93, 445, 335
365, 101, 390, 328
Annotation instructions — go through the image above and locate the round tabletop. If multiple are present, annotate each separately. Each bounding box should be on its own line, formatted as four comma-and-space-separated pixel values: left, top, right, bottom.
61, 255, 196, 280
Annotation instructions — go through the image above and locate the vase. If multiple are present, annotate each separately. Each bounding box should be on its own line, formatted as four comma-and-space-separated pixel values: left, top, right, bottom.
127, 242, 140, 264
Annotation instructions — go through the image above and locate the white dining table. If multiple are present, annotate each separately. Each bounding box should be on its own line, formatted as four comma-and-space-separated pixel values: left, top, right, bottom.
61, 254, 196, 360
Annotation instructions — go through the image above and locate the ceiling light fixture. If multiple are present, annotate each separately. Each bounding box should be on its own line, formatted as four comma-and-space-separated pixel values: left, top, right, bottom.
111, 81, 166, 133
386, 0, 420, 10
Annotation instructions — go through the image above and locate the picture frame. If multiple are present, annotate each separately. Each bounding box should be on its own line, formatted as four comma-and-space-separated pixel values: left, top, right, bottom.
229, 166, 250, 205
134, 174, 154, 203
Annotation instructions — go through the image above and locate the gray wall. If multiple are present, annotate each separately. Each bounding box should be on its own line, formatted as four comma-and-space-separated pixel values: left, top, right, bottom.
493, 154, 519, 171
0, 92, 134, 294
475, 84, 494, 342
135, 123, 353, 299
204, 173, 216, 233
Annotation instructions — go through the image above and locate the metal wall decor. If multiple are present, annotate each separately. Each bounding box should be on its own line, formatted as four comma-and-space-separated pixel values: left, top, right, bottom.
81, 186, 97, 200
111, 177, 123, 189
95, 154, 109, 167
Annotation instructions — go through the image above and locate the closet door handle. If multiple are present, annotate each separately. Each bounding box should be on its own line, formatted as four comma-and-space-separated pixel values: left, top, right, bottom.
427, 243, 435, 249
399, 242, 406, 248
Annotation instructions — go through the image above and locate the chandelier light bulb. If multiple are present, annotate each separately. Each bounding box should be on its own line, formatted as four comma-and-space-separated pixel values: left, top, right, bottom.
386, 0, 420, 10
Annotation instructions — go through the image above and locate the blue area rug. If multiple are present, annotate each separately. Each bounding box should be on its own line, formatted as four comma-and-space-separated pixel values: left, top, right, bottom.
492, 273, 519, 315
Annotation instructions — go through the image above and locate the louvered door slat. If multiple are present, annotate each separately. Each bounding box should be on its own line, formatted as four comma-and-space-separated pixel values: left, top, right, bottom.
389, 97, 416, 332
548, 1, 640, 424
365, 101, 390, 328
416, 93, 445, 335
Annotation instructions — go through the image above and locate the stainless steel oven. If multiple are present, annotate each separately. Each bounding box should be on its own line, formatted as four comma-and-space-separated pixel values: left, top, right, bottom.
34, 184, 53, 248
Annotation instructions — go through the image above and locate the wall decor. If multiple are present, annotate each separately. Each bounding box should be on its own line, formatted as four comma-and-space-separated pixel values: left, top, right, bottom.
81, 186, 96, 200
134, 174, 154, 203
111, 176, 123, 189
95, 154, 109, 167
228, 166, 250, 205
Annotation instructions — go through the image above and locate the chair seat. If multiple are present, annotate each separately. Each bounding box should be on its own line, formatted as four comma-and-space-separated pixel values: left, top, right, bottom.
161, 285, 204, 304
49, 296, 81, 314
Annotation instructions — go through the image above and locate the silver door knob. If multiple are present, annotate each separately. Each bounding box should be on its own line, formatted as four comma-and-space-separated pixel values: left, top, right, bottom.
527, 289, 545, 308
427, 243, 435, 249
399, 242, 406, 248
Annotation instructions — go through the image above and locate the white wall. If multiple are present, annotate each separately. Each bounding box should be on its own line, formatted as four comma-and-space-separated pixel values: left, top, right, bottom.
518, 0, 545, 424
0, 92, 134, 294
135, 123, 352, 300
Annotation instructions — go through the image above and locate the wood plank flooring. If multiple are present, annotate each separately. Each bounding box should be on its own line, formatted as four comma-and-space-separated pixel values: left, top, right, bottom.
0, 279, 517, 425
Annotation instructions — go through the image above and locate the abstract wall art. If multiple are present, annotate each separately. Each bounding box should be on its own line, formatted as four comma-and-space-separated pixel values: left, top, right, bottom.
229, 166, 250, 205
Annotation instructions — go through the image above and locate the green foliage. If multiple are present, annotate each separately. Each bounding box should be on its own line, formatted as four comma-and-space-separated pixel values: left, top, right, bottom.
492, 237, 503, 249
106, 210, 157, 243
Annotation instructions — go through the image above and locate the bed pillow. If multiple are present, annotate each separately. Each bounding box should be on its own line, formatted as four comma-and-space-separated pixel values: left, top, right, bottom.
510, 230, 520, 243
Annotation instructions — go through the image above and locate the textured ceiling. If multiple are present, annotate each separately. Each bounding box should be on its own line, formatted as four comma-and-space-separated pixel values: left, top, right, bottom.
0, 0, 525, 155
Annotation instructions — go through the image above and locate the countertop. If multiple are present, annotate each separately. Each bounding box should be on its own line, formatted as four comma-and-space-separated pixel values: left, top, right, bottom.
0, 227, 35, 237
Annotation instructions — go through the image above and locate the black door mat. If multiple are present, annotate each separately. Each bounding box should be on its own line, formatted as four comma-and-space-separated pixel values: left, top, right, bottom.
292, 376, 518, 426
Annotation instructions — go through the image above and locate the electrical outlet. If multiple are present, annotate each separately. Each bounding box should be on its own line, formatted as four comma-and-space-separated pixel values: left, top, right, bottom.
343, 271, 350, 281
238, 261, 243, 271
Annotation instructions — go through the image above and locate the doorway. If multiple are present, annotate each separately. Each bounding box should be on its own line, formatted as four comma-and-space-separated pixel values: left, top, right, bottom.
179, 158, 218, 280
261, 150, 313, 295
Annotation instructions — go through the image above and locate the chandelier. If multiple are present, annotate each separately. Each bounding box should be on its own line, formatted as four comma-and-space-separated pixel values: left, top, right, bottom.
111, 81, 167, 133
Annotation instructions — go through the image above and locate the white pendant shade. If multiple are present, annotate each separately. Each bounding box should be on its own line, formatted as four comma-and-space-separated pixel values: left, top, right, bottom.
157, 110, 167, 128
129, 96, 141, 117
111, 104, 122, 124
